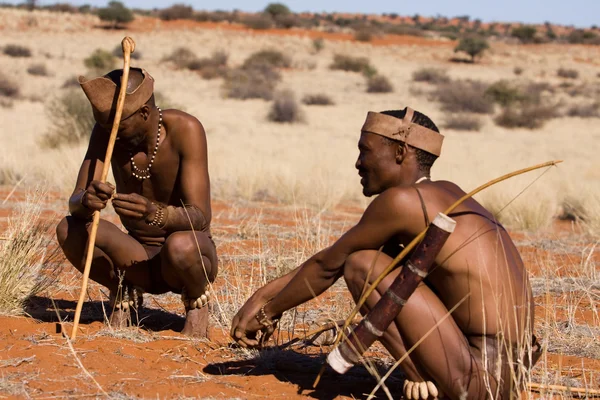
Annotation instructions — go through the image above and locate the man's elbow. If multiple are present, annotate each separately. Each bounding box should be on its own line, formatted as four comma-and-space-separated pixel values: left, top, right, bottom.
313, 250, 343, 280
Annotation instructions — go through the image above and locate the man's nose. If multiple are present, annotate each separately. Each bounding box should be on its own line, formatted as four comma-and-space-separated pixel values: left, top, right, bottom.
355, 157, 361, 170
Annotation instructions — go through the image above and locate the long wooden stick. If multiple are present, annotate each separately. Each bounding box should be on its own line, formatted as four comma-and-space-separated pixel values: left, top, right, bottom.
313, 159, 562, 387
71, 37, 136, 340
528, 382, 600, 396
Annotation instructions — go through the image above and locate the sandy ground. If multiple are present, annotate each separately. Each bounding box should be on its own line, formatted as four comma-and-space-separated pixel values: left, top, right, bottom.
0, 8, 599, 399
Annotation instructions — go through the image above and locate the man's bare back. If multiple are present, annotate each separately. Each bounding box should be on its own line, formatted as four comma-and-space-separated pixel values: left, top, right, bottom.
230, 107, 537, 399
56, 68, 217, 337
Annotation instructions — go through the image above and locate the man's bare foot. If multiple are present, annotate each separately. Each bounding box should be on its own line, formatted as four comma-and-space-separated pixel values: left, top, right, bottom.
181, 306, 209, 338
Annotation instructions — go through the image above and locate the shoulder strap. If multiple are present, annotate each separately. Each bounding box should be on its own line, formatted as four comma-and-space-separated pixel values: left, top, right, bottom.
413, 185, 430, 227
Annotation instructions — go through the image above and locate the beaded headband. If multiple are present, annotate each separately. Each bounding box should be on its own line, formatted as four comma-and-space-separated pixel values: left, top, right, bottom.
361, 108, 444, 156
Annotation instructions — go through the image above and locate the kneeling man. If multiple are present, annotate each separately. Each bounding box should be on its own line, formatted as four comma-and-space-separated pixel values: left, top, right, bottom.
231, 107, 537, 398
57, 68, 217, 337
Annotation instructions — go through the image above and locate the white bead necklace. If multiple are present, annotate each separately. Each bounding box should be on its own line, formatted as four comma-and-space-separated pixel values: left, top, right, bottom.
131, 107, 161, 181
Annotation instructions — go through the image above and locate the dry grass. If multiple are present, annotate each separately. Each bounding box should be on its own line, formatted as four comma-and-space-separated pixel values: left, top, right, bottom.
223, 64, 281, 100
0, 72, 20, 99
26, 63, 49, 76
411, 67, 450, 84
494, 104, 558, 129
302, 93, 335, 106
40, 89, 95, 148
0, 188, 61, 316
2, 43, 31, 57
442, 114, 483, 131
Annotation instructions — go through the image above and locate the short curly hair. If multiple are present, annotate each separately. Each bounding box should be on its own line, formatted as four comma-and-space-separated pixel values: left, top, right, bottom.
379, 108, 440, 172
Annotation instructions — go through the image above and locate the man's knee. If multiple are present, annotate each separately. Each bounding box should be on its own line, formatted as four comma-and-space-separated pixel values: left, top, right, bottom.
343, 250, 379, 286
163, 232, 205, 272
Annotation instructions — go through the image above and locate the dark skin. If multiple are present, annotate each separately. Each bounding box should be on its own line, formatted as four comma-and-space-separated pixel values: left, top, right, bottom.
56, 71, 217, 337
231, 131, 534, 399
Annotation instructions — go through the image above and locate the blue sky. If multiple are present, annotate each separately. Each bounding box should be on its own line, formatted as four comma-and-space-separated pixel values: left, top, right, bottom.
3, 0, 599, 27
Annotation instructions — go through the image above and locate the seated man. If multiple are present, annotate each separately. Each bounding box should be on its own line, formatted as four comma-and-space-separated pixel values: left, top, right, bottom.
231, 107, 537, 399
56, 67, 217, 337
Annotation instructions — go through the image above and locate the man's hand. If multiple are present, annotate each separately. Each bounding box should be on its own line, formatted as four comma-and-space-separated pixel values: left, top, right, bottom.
82, 181, 115, 212
112, 192, 155, 222
231, 294, 273, 349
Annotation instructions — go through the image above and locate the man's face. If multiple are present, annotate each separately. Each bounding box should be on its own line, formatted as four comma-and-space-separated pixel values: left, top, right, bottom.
95, 109, 147, 150
355, 132, 400, 197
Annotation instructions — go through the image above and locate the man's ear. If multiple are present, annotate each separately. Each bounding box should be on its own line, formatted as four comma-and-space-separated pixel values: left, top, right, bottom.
139, 105, 151, 121
395, 142, 408, 164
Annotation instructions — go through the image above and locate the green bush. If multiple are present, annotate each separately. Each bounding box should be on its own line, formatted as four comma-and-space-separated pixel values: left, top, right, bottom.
485, 80, 525, 107
264, 3, 291, 18
84, 49, 116, 72
97, 1, 134, 28
267, 89, 303, 123
3, 44, 32, 58
511, 25, 537, 44
242, 49, 291, 69
454, 36, 489, 62
41, 89, 95, 148
366, 75, 393, 93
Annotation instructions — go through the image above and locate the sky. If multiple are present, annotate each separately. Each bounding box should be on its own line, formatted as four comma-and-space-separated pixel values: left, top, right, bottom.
3, 0, 599, 28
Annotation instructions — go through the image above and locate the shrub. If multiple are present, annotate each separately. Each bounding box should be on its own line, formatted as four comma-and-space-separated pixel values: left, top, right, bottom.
187, 50, 229, 79
223, 64, 281, 100
354, 29, 374, 42
112, 44, 141, 60
511, 25, 537, 44
3, 44, 32, 58
567, 103, 600, 118
443, 114, 483, 131
84, 49, 116, 71
513, 66, 524, 75
0, 73, 20, 98
330, 54, 376, 76
61, 76, 80, 88
97, 1, 134, 28
412, 68, 450, 84
433, 80, 494, 114
383, 24, 426, 37
302, 93, 335, 106
41, 89, 95, 148
367, 75, 394, 93
158, 4, 193, 21
557, 68, 579, 79
162, 47, 197, 69
26, 63, 49, 76
454, 36, 489, 63
494, 104, 558, 129
242, 14, 274, 30
312, 37, 325, 53
485, 80, 525, 107
274, 13, 300, 29
268, 89, 302, 123
264, 3, 291, 18
242, 49, 291, 69
567, 29, 599, 44
0, 191, 61, 316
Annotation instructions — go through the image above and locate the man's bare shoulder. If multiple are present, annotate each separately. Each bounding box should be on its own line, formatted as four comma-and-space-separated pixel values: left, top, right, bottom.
163, 109, 206, 140
364, 186, 419, 220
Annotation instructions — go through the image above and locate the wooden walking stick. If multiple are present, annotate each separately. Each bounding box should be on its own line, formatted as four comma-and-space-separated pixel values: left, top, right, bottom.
327, 213, 456, 373
71, 36, 136, 340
